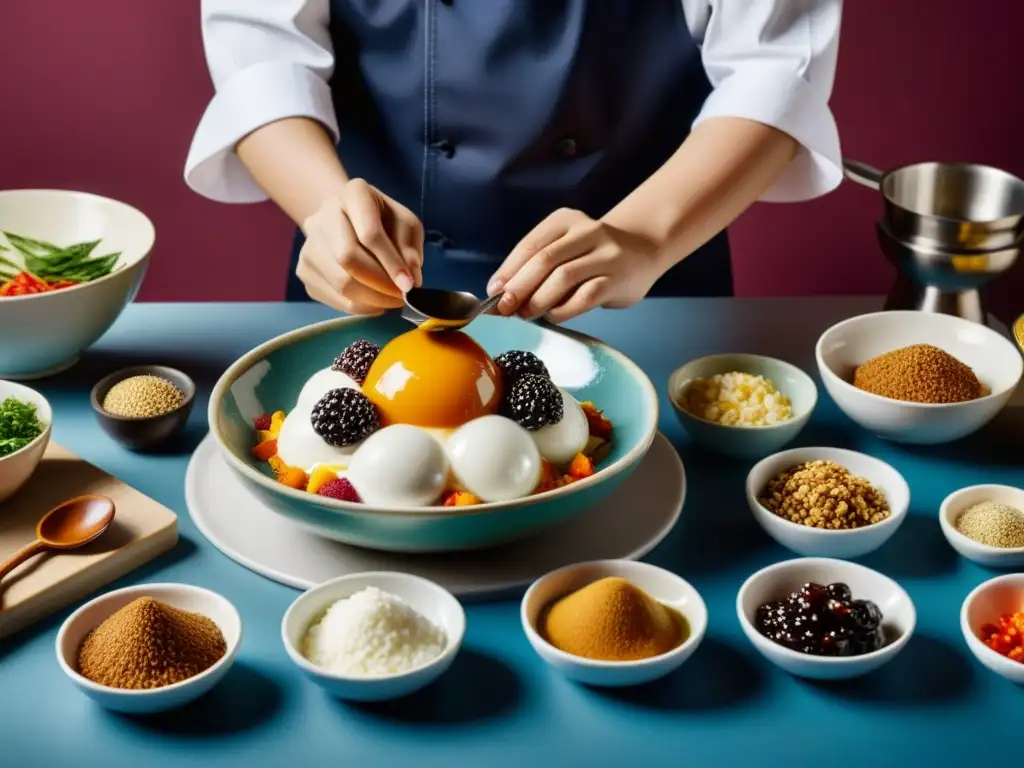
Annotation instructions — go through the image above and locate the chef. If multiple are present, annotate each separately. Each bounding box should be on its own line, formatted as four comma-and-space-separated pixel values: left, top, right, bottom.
186, 1, 842, 322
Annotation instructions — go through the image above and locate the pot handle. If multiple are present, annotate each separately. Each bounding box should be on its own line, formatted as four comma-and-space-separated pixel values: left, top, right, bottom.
843, 159, 885, 190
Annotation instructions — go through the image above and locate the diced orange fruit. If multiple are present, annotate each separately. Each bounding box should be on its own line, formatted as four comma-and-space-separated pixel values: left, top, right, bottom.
252, 438, 278, 461
268, 455, 285, 476
256, 429, 273, 443
534, 460, 561, 494
443, 490, 482, 507
307, 465, 345, 495
269, 410, 287, 437
277, 466, 308, 490
579, 401, 613, 439
568, 452, 595, 480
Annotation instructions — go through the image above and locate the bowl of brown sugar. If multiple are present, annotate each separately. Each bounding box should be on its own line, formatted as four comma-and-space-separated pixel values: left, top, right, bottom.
815, 311, 1022, 444
56, 583, 241, 714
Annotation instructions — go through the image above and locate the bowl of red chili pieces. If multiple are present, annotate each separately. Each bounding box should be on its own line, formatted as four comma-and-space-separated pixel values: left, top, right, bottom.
961, 573, 1024, 684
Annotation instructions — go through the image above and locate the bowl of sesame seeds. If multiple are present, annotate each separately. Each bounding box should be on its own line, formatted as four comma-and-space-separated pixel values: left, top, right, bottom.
90, 365, 195, 451
746, 446, 910, 558
940, 484, 1024, 568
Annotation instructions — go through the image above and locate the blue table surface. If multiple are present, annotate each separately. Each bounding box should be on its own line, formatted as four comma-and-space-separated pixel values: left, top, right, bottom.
2, 298, 1022, 768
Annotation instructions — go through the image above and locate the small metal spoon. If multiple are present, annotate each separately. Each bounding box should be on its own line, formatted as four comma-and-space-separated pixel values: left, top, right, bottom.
0, 495, 115, 581
403, 288, 502, 331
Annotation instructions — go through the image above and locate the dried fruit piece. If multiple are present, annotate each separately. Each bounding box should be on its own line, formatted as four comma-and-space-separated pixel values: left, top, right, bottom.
580, 401, 613, 439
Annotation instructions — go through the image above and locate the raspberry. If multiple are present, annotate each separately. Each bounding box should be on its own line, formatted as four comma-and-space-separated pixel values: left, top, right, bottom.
332, 339, 380, 384
310, 388, 379, 446
316, 477, 361, 502
495, 350, 549, 383
502, 373, 563, 430
253, 414, 272, 430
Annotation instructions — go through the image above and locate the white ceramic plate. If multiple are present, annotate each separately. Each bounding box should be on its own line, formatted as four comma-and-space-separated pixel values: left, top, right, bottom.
185, 431, 685, 598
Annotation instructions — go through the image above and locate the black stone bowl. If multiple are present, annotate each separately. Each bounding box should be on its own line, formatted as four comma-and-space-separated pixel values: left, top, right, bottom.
90, 365, 196, 451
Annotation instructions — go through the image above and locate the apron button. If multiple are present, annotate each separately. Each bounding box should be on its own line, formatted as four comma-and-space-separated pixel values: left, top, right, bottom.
432, 139, 456, 158
556, 137, 578, 158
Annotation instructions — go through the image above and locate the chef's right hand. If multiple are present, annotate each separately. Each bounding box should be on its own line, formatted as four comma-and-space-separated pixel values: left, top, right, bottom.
297, 179, 424, 314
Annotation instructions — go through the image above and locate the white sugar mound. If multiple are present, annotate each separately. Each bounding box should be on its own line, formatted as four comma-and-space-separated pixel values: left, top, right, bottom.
302, 586, 447, 677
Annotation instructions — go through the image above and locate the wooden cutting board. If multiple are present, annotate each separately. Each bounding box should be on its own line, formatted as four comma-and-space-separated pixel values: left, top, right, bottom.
0, 442, 178, 639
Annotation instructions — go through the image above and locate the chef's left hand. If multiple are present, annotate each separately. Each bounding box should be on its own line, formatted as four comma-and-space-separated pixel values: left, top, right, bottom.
487, 208, 664, 323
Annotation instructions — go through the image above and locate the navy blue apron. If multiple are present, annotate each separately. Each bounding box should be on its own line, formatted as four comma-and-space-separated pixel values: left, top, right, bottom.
286, 0, 732, 302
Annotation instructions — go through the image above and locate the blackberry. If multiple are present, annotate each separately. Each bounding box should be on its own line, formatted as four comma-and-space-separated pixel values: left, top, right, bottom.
495, 350, 549, 383
502, 373, 563, 430
310, 388, 379, 446
332, 340, 380, 384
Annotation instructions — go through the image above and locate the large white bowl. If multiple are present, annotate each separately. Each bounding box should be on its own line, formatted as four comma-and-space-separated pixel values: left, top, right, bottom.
0, 379, 52, 502
746, 446, 910, 558
521, 559, 708, 687
282, 572, 465, 702
0, 190, 155, 379
56, 583, 242, 714
940, 485, 1024, 568
815, 311, 1022, 444
737, 558, 915, 680
961, 573, 1024, 685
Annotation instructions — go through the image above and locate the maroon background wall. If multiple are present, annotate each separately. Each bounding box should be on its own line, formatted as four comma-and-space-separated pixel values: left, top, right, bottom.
2, 2, 1023, 310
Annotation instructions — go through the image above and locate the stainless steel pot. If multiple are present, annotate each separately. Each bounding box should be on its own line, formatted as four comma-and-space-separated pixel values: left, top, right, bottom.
844, 158, 1024, 251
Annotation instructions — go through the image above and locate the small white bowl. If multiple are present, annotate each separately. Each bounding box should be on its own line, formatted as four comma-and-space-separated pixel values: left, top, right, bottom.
521, 559, 708, 687
940, 485, 1024, 568
281, 572, 465, 702
961, 573, 1024, 684
0, 379, 52, 503
737, 558, 915, 680
667, 353, 818, 460
815, 311, 1022, 444
56, 583, 241, 714
746, 446, 910, 558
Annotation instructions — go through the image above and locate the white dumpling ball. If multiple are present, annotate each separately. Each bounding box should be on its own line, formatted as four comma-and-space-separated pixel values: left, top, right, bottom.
531, 388, 589, 465
447, 415, 541, 502
347, 425, 449, 507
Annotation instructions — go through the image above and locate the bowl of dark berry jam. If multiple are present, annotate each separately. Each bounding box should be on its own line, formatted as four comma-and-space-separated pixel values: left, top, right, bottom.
737, 557, 915, 680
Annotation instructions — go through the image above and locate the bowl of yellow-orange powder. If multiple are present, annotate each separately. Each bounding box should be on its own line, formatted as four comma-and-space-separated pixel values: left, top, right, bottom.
91, 365, 195, 451
815, 311, 1021, 444
520, 559, 707, 687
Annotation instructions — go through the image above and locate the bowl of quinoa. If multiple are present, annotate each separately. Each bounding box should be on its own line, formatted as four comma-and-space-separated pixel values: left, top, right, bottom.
90, 365, 195, 451
815, 311, 1022, 445
668, 353, 817, 459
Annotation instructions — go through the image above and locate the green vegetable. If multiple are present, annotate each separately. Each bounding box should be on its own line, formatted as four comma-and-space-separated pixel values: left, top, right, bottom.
0, 232, 119, 283
0, 397, 45, 457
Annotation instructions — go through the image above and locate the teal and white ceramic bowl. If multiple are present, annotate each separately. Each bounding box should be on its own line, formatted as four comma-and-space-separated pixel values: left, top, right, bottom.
668, 353, 817, 460
208, 313, 658, 552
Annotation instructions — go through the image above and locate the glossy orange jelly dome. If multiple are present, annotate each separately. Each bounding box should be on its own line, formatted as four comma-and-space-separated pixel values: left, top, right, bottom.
362, 327, 503, 428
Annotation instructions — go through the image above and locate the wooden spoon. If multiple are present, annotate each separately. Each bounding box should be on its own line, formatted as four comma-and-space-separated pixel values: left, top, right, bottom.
0, 495, 115, 581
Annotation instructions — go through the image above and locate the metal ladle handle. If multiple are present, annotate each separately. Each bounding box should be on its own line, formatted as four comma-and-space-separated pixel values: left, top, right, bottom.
843, 158, 885, 191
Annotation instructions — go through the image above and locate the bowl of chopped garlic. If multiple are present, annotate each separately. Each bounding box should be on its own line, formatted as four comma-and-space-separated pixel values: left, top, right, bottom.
940, 484, 1024, 568
667, 353, 817, 459
746, 446, 910, 558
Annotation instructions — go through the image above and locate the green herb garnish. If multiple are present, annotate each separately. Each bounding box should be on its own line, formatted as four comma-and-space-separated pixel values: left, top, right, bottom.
1, 232, 120, 283
0, 397, 45, 457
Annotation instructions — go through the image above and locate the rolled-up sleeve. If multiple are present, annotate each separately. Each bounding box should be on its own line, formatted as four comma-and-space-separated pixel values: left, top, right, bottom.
689, 0, 843, 202
185, 0, 337, 203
